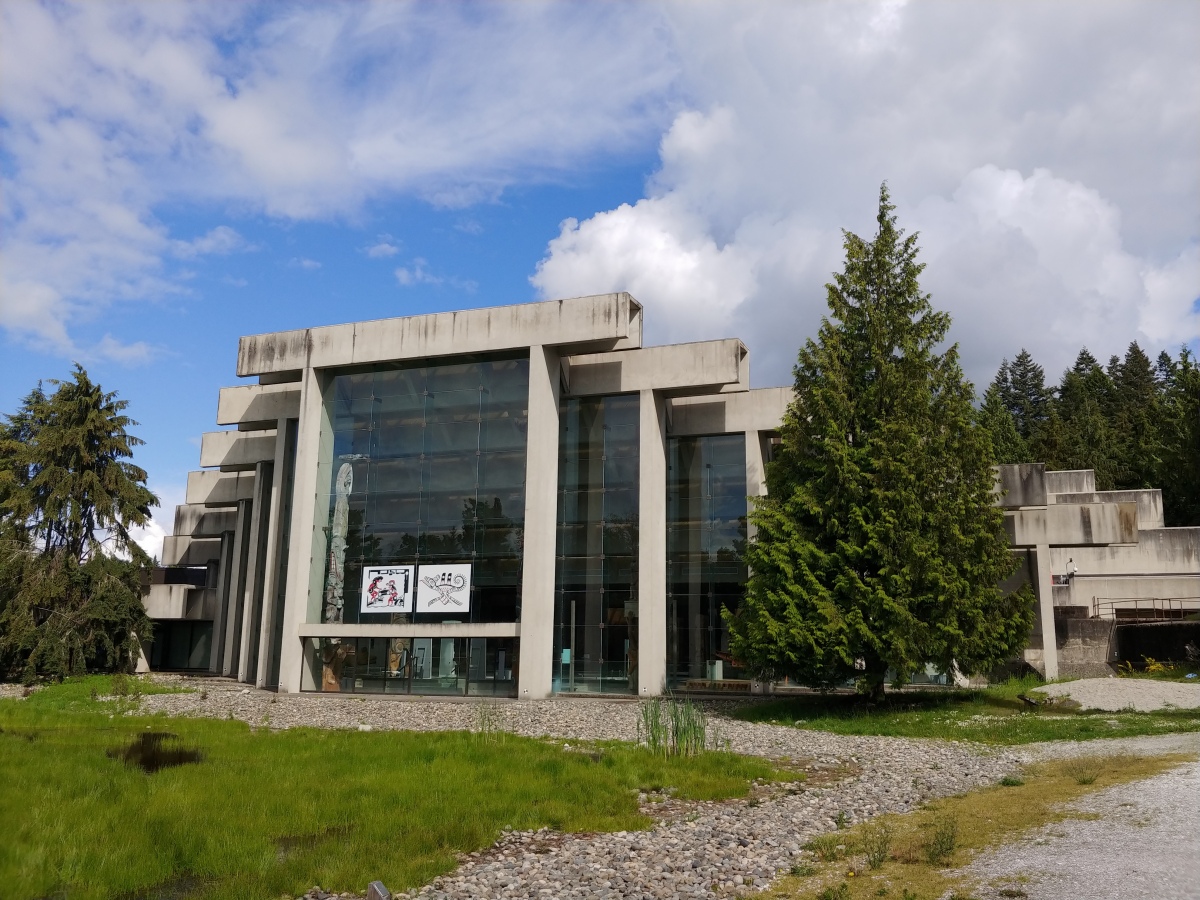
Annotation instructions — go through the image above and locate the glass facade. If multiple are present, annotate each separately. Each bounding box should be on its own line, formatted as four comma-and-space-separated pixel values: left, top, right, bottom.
552, 394, 640, 693
666, 434, 747, 687
316, 356, 530, 627
309, 636, 518, 695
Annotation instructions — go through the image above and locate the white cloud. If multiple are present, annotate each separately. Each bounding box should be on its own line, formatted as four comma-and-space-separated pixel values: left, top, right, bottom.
533, 2, 1200, 385
0, 2, 676, 354
393, 258, 477, 293
288, 257, 321, 271
129, 481, 185, 563
366, 239, 401, 258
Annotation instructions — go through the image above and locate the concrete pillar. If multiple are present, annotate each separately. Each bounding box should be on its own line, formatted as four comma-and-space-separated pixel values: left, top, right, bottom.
220, 498, 252, 677
1034, 543, 1059, 680
638, 389, 667, 696
255, 418, 297, 690
209, 530, 235, 674
237, 460, 273, 683
277, 367, 329, 693
517, 346, 561, 700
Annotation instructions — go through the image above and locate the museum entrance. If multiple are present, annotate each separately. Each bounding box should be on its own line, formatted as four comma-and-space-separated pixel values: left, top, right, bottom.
308, 636, 517, 696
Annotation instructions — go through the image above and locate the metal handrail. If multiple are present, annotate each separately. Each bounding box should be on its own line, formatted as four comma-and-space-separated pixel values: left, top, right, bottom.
1091, 596, 1200, 622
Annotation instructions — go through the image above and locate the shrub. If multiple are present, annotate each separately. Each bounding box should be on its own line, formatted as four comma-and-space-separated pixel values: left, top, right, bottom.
999, 774, 1024, 787
1062, 758, 1101, 785
858, 821, 893, 869
923, 815, 957, 865
804, 833, 845, 861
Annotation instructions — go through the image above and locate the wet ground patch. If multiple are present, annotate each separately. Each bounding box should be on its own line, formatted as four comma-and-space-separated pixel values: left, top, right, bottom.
108, 732, 203, 773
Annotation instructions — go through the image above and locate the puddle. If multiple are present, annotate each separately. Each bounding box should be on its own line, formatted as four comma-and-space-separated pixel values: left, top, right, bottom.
275, 824, 354, 861
108, 732, 203, 773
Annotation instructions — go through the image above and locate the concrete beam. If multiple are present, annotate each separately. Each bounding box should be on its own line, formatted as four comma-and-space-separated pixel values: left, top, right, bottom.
668, 387, 791, 436
217, 383, 302, 430
185, 470, 256, 507
199, 430, 278, 472
298, 622, 521, 639
564, 340, 748, 398
161, 536, 222, 567
143, 584, 219, 620
172, 504, 237, 538
237, 293, 643, 376
1049, 528, 1200, 576
1061, 574, 1200, 608
1053, 489, 1165, 530
1045, 469, 1096, 496
1005, 502, 1138, 547
993, 463, 1047, 508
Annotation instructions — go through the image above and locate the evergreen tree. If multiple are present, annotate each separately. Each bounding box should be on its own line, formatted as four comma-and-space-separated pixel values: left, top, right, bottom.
1054, 351, 1118, 489
1157, 347, 1200, 526
0, 366, 157, 680
978, 384, 1028, 464
1004, 349, 1052, 442
727, 185, 1034, 700
1110, 342, 1161, 489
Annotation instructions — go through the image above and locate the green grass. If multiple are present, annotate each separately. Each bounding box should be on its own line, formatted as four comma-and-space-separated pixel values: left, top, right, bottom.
1, 677, 792, 900
734, 675, 1200, 744
1116, 659, 1200, 682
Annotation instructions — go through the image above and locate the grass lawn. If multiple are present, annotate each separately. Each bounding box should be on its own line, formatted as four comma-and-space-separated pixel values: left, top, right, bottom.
734, 676, 1200, 744
767, 751, 1196, 900
1, 677, 792, 900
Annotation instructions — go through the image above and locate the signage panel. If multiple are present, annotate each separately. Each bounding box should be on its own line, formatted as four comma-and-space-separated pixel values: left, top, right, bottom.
416, 563, 472, 613
360, 565, 415, 613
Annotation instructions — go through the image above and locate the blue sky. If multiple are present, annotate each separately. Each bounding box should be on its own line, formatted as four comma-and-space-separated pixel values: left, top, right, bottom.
1, 1, 1198, 556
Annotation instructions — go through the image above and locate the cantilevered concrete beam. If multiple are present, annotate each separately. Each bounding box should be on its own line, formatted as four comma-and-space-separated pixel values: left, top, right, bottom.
173, 504, 237, 538
564, 340, 748, 398
237, 293, 643, 376
185, 470, 256, 507
161, 535, 222, 567
217, 383, 301, 430
1005, 502, 1138, 547
199, 430, 278, 472
667, 387, 791, 436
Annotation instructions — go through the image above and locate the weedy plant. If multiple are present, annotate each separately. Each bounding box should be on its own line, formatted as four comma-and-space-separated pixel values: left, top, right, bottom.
835, 810, 849, 829
1062, 758, 1101, 785
999, 775, 1025, 787
815, 883, 850, 900
474, 703, 504, 742
788, 863, 816, 877
923, 815, 958, 865
637, 696, 709, 757
804, 833, 846, 861
858, 821, 893, 869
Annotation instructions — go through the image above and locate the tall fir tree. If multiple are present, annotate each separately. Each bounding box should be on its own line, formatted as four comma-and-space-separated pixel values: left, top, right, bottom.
1157, 347, 1200, 526
1054, 350, 1118, 489
1110, 342, 1161, 490
727, 185, 1033, 700
978, 383, 1028, 464
1004, 349, 1052, 443
0, 365, 157, 681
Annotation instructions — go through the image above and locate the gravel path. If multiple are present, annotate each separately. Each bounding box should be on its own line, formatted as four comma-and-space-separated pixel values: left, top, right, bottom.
1033, 676, 1200, 711
138, 678, 1021, 899
955, 756, 1200, 900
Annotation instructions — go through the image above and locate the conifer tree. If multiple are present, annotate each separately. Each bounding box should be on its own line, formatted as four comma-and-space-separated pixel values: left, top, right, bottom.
1004, 349, 1052, 442
1110, 342, 1161, 490
978, 384, 1028, 464
0, 366, 157, 680
1157, 347, 1200, 526
727, 185, 1033, 700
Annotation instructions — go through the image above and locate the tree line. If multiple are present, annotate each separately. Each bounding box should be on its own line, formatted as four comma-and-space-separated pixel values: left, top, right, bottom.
978, 343, 1200, 526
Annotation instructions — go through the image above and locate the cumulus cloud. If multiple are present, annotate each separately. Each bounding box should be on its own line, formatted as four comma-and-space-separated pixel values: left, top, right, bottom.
366, 238, 401, 258
288, 257, 321, 271
533, 2, 1200, 386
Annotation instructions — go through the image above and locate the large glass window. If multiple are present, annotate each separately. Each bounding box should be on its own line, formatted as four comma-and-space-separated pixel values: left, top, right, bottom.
309, 637, 518, 696
666, 434, 747, 688
316, 356, 529, 626
553, 395, 639, 694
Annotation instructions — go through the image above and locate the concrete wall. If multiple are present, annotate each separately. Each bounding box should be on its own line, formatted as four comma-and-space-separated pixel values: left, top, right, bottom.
144, 584, 219, 620
237, 293, 644, 376
1054, 617, 1117, 678
161, 536, 222, 567
185, 470, 256, 507
1005, 502, 1138, 547
1053, 489, 1165, 530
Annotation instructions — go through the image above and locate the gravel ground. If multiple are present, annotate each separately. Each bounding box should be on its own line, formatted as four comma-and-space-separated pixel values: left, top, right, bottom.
1033, 676, 1200, 711
955, 755, 1200, 900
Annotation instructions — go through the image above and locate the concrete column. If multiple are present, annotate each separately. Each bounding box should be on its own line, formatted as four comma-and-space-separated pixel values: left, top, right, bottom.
517, 346, 561, 700
209, 530, 235, 674
237, 460, 273, 683
745, 430, 766, 542
638, 389, 667, 696
254, 420, 293, 689
220, 498, 252, 677
275, 365, 330, 693
1034, 543, 1059, 680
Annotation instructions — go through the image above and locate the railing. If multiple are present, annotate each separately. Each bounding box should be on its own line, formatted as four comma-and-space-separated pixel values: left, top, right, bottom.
1091, 597, 1200, 622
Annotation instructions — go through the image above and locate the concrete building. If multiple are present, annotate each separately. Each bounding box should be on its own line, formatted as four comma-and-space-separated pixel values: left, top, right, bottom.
144, 295, 1200, 691
145, 294, 788, 697
995, 464, 1200, 679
